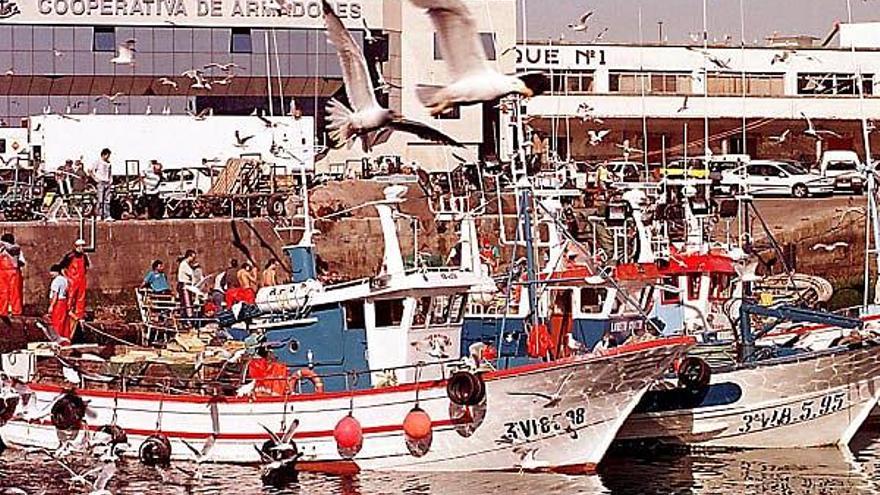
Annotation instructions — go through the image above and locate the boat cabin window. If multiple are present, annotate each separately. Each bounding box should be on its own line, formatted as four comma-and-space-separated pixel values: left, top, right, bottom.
611, 294, 641, 315
375, 298, 405, 327
687, 274, 701, 300
344, 301, 366, 330
431, 295, 452, 325
660, 276, 680, 304
551, 289, 572, 315
449, 294, 465, 323
413, 297, 431, 326
710, 273, 733, 301
580, 287, 607, 313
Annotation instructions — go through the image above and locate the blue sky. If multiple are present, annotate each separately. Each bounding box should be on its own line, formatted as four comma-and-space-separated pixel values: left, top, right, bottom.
521, 0, 880, 44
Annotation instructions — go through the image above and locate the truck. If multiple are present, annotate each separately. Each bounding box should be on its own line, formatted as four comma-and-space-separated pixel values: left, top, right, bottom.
816, 150, 864, 194
27, 114, 316, 176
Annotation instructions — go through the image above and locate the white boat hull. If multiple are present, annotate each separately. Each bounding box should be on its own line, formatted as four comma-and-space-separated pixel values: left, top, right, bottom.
1, 338, 691, 472
616, 343, 880, 448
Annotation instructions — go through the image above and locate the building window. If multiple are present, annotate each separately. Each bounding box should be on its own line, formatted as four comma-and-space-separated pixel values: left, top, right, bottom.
706, 73, 784, 96
93, 26, 115, 52
434, 32, 496, 61
231, 28, 252, 54
550, 70, 594, 95
608, 71, 691, 95
797, 73, 873, 96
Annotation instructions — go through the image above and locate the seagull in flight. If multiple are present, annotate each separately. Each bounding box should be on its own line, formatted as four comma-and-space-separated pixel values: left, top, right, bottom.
587, 129, 610, 146
567, 10, 593, 32
322, 0, 463, 151
409, 0, 543, 115
182, 69, 212, 91
811, 241, 849, 252
95, 93, 125, 104
203, 62, 242, 72
592, 26, 609, 42
801, 112, 842, 140
234, 130, 254, 148
506, 372, 574, 408
769, 129, 791, 144
110, 39, 136, 65
687, 47, 731, 69
157, 77, 178, 90
676, 95, 690, 113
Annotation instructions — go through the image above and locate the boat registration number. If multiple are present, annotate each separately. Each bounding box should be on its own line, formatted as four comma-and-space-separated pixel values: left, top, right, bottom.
738, 391, 846, 434
502, 407, 587, 441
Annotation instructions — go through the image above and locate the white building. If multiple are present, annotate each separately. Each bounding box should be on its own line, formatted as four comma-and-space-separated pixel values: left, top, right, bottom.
517, 24, 880, 162
0, 0, 517, 171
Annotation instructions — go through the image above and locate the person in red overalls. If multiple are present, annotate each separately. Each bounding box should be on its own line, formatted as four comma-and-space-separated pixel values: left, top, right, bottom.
0, 234, 18, 318
59, 239, 90, 339
47, 264, 71, 343
247, 347, 290, 396
1, 233, 24, 316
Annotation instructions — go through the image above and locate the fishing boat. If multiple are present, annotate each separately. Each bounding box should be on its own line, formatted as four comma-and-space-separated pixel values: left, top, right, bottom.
0, 185, 694, 473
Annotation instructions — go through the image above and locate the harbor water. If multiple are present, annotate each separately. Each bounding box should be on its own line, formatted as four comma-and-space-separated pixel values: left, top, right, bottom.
4, 422, 880, 494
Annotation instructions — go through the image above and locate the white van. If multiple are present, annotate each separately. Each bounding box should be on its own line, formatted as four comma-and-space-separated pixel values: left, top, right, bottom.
817, 150, 864, 194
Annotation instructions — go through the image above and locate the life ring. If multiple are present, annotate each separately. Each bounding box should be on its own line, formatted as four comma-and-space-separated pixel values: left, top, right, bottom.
51, 391, 87, 432
446, 371, 486, 407
292, 368, 324, 394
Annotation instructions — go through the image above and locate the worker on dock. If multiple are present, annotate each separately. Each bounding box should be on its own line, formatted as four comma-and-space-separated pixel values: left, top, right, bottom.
87, 148, 113, 221
58, 238, 90, 338
0, 233, 23, 317
47, 264, 71, 344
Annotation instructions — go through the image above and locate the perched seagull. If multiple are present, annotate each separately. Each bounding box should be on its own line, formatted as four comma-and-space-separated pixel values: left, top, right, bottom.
567, 10, 593, 31
811, 241, 849, 252
53, 49, 64, 58
587, 129, 610, 146
234, 130, 254, 148
161, 105, 171, 115
110, 39, 136, 65
157, 77, 178, 90
676, 95, 690, 113
409, 0, 543, 115
801, 112, 842, 140
4, 68, 13, 77
772, 49, 820, 64
322, 0, 462, 151
769, 129, 791, 144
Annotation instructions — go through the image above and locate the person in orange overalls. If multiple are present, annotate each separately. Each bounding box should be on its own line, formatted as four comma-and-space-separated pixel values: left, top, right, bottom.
247, 347, 290, 396
47, 264, 71, 343
58, 239, 90, 338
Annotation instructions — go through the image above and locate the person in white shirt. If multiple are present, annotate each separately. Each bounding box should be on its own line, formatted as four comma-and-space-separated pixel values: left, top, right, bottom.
88, 148, 113, 221
176, 249, 197, 318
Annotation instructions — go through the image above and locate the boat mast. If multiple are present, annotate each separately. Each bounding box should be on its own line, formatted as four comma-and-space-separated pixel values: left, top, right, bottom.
846, 0, 880, 309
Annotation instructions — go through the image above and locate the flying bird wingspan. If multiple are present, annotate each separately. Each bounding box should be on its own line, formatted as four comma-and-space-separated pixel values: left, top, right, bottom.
322, 0, 378, 111
410, 0, 490, 79
389, 118, 465, 147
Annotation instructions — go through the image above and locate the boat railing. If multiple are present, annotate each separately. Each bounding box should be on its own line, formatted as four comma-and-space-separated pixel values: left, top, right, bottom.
51, 354, 472, 398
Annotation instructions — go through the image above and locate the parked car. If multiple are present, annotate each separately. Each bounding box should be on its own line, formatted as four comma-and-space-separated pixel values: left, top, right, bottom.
816, 150, 864, 194
720, 160, 834, 198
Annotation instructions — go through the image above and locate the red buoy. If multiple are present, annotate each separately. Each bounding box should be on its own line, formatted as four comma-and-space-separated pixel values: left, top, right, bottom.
403, 407, 432, 440
403, 406, 433, 457
333, 414, 363, 459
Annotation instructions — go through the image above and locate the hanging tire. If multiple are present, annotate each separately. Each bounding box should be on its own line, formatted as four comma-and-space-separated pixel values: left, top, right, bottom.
446, 371, 486, 407
51, 391, 87, 432
677, 356, 711, 393
139, 433, 172, 467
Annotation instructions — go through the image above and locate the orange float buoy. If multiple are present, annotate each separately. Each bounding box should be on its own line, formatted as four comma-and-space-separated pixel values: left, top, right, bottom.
333, 414, 363, 459
403, 407, 432, 440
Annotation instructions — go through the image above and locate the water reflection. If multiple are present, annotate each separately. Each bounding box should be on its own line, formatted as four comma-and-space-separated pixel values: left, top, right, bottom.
3, 424, 880, 494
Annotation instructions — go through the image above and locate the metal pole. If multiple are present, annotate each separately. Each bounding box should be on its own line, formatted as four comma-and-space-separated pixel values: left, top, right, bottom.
739, 0, 747, 156
639, 7, 649, 177
702, 0, 710, 170
520, 187, 540, 327
265, 31, 274, 116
